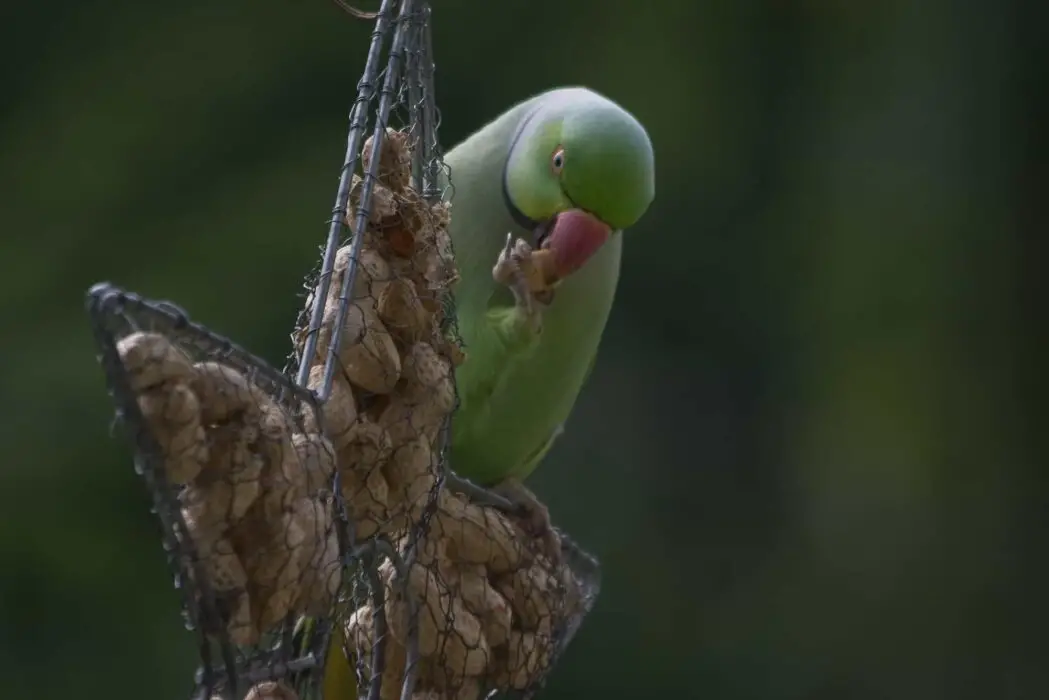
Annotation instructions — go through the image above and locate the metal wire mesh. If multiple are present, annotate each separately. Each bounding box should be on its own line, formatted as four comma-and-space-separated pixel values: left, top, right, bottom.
85, 2, 601, 699
85, 284, 345, 700
282, 3, 602, 698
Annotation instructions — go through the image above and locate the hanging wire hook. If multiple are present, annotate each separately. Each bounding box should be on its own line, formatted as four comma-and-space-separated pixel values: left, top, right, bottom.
331, 0, 380, 19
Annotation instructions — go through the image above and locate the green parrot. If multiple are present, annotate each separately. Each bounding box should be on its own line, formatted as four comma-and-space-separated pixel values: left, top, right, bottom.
301, 86, 654, 697
443, 85, 655, 556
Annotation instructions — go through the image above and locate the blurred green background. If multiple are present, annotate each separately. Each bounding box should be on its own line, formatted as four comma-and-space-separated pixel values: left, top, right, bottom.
2, 0, 1045, 698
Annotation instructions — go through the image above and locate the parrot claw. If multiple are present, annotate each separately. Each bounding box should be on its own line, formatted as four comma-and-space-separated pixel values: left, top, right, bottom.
492, 233, 545, 334
491, 477, 562, 566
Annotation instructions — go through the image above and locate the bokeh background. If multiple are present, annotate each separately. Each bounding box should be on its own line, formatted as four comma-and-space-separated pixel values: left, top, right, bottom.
2, 1, 1045, 698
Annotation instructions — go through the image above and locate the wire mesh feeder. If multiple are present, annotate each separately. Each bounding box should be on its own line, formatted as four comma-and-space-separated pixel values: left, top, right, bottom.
286, 2, 601, 700
85, 284, 346, 700
84, 1, 599, 699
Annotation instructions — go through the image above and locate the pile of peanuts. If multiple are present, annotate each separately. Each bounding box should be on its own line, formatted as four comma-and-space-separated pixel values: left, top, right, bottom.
118, 129, 585, 700
292, 128, 462, 543
344, 489, 584, 700
321, 130, 586, 700
116, 331, 342, 649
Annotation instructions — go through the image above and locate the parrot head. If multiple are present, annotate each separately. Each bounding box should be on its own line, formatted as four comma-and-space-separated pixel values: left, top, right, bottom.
503, 88, 655, 280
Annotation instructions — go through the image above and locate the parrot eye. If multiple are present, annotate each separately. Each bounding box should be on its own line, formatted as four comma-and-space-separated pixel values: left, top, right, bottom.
550, 147, 565, 175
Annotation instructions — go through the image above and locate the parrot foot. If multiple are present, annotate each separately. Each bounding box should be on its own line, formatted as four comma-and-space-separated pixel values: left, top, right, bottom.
490, 477, 562, 566
492, 233, 547, 334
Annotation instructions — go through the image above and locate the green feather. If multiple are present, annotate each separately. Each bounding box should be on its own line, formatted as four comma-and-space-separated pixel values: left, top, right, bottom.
443, 87, 653, 486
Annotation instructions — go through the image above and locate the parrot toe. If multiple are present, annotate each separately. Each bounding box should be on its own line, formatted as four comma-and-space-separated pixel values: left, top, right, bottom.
491, 477, 563, 566
492, 233, 545, 333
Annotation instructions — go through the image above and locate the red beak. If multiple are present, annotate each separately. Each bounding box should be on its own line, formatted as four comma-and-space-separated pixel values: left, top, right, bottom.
540, 209, 612, 279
